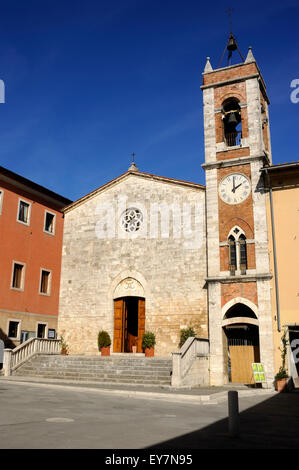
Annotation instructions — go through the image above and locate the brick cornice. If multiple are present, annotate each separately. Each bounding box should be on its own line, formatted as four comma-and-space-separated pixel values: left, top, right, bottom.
202, 153, 269, 170
201, 73, 259, 91
205, 273, 272, 283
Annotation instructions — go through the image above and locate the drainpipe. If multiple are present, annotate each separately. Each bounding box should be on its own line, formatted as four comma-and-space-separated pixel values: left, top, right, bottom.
265, 168, 281, 332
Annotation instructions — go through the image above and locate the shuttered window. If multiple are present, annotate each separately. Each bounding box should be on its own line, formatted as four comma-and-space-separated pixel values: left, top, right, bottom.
18, 200, 30, 224
44, 212, 55, 234
12, 263, 24, 289
40, 270, 51, 294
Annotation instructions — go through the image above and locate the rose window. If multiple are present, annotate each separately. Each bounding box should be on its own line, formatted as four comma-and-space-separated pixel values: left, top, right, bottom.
121, 208, 143, 233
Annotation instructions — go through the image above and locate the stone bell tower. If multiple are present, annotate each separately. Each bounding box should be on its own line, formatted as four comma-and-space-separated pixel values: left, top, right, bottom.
201, 39, 275, 387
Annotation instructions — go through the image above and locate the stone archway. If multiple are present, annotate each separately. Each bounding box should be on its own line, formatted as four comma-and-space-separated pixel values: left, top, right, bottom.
113, 277, 144, 299
222, 302, 260, 384
112, 277, 145, 353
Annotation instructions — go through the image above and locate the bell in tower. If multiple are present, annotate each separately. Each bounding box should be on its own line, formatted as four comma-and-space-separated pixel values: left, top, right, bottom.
222, 99, 242, 146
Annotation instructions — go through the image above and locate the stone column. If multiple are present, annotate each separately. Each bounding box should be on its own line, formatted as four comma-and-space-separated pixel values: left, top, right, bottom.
171, 351, 182, 387
3, 349, 13, 377
208, 282, 227, 385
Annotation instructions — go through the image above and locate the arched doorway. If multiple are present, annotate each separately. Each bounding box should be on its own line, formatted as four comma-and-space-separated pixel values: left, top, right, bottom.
113, 297, 145, 353
222, 303, 260, 384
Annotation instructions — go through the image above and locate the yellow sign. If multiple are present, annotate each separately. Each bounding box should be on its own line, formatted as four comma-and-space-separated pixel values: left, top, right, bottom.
252, 363, 266, 383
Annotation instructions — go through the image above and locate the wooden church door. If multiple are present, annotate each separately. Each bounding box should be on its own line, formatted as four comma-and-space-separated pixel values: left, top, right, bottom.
113, 297, 145, 353
137, 298, 145, 353
113, 299, 124, 353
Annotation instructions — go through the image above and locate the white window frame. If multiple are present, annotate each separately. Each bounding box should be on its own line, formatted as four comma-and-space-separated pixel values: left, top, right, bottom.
43, 210, 56, 235
11, 260, 26, 291
7, 319, 21, 341
39, 268, 52, 296
0, 189, 4, 215
17, 198, 32, 226
36, 322, 48, 339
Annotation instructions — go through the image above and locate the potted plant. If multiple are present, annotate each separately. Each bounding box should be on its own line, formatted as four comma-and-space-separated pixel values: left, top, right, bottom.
142, 332, 156, 357
59, 333, 68, 355
179, 327, 195, 348
98, 330, 111, 356
275, 330, 289, 392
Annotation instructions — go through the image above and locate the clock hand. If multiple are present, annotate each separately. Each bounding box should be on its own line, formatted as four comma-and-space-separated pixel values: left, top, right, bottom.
232, 176, 236, 193
234, 182, 243, 191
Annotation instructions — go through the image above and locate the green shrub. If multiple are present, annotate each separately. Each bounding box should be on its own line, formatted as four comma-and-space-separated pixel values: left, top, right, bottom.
59, 332, 68, 351
98, 330, 111, 349
275, 330, 289, 380
179, 327, 195, 348
275, 366, 288, 380
142, 332, 156, 349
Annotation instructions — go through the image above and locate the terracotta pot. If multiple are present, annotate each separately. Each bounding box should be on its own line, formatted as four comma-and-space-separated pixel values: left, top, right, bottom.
276, 378, 288, 392
132, 346, 137, 354
61, 349, 68, 355
145, 347, 154, 357
101, 346, 110, 356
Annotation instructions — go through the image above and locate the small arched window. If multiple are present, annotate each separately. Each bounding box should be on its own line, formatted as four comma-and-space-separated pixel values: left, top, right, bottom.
222, 98, 242, 147
228, 235, 237, 274
239, 234, 247, 274
227, 227, 247, 275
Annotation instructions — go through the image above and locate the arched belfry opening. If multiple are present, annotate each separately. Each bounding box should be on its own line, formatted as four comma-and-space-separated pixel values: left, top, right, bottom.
222, 98, 242, 147
223, 303, 260, 384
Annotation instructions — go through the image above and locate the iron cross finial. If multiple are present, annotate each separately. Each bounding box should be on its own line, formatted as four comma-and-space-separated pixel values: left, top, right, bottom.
226, 7, 234, 32
130, 152, 136, 163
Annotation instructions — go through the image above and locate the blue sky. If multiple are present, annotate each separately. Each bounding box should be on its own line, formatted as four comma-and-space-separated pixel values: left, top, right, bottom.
0, 0, 298, 200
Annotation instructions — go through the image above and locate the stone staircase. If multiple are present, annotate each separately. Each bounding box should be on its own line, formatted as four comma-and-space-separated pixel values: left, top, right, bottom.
12, 355, 173, 386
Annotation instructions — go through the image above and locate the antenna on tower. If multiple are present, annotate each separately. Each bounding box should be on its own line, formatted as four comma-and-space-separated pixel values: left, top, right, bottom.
218, 8, 245, 67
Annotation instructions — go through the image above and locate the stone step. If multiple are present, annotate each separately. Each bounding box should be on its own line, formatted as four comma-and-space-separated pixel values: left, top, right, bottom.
29, 356, 172, 367
13, 354, 172, 385
16, 366, 171, 375
19, 361, 171, 369
15, 369, 171, 379
25, 363, 171, 371
13, 372, 171, 384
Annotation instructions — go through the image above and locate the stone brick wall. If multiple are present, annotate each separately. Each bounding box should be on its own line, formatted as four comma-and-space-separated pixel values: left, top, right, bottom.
58, 173, 208, 357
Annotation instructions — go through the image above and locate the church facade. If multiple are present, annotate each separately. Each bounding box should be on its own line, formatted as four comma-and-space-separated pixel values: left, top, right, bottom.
58, 171, 208, 357
58, 45, 295, 388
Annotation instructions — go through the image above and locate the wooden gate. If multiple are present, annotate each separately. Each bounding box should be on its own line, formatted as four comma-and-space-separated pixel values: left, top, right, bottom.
229, 345, 260, 384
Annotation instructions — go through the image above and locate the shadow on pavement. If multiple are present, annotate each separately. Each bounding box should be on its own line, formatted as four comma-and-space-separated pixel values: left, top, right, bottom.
146, 392, 299, 449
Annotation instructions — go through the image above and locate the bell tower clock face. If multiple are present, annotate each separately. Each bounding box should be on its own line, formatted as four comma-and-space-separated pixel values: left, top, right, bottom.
219, 173, 251, 205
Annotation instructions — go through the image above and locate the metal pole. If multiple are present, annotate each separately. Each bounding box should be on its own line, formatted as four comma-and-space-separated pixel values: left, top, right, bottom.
265, 169, 281, 332
228, 391, 240, 437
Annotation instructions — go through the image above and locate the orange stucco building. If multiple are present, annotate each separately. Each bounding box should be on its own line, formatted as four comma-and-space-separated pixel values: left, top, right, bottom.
0, 166, 71, 349
263, 163, 299, 385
